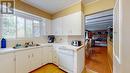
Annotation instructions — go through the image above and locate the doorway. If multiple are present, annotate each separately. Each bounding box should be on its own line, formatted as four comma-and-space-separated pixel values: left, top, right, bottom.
84, 9, 113, 73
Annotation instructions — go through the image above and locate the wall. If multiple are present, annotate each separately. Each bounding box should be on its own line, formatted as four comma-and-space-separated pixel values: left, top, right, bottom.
15, 0, 52, 19
54, 35, 84, 45
120, 0, 130, 73
83, 0, 115, 15
52, 2, 82, 19
0, 0, 52, 48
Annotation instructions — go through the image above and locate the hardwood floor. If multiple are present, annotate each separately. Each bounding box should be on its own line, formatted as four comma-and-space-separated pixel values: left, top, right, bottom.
30, 64, 90, 73
85, 47, 111, 73
30, 64, 66, 73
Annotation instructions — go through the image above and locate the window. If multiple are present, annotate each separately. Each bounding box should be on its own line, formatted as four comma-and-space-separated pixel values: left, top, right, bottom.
26, 19, 33, 38
17, 16, 25, 38
1, 14, 16, 38
33, 20, 40, 37
0, 10, 45, 39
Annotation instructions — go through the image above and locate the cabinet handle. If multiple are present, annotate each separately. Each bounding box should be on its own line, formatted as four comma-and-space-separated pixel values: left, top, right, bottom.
32, 54, 34, 57
28, 55, 30, 58
13, 58, 16, 61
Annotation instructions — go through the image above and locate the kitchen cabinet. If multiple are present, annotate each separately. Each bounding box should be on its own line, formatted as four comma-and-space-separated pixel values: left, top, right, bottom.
15, 50, 30, 73
15, 48, 42, 73
52, 17, 63, 35
62, 11, 82, 35
58, 46, 85, 73
0, 53, 15, 73
41, 46, 53, 65
52, 46, 59, 65
52, 11, 83, 35
45, 19, 52, 35
62, 15, 72, 35
30, 48, 42, 71
58, 48, 74, 73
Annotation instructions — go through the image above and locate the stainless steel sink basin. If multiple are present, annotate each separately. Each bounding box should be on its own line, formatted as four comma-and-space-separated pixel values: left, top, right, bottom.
13, 44, 40, 49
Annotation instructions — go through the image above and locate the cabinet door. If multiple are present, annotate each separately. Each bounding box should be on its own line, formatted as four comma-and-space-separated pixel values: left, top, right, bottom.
0, 53, 15, 73
62, 15, 71, 35
56, 17, 63, 35
52, 19, 57, 35
30, 48, 42, 71
47, 46, 53, 63
52, 18, 62, 35
71, 12, 82, 35
62, 11, 82, 35
52, 48, 58, 65
41, 47, 48, 65
42, 46, 53, 65
15, 50, 30, 73
45, 19, 52, 35
58, 49, 74, 72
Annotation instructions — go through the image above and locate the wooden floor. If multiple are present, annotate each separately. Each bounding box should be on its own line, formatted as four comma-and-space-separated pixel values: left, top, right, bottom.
30, 64, 89, 73
30, 64, 66, 73
86, 47, 111, 73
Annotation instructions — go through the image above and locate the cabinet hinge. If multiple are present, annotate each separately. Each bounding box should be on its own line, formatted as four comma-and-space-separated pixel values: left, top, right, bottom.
14, 58, 16, 61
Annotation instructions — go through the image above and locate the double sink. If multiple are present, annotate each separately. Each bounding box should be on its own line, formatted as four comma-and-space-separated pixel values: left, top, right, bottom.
13, 43, 40, 49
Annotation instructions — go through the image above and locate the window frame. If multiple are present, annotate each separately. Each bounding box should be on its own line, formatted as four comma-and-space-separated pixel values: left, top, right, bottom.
0, 9, 45, 40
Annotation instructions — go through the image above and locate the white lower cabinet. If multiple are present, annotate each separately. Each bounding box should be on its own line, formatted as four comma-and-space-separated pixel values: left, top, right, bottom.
15, 48, 42, 73
41, 46, 53, 65
0, 45, 84, 73
58, 48, 74, 73
30, 48, 42, 71
52, 47, 59, 65
0, 53, 15, 73
15, 50, 30, 73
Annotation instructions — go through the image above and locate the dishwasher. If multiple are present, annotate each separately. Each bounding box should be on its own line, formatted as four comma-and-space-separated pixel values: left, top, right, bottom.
58, 46, 74, 73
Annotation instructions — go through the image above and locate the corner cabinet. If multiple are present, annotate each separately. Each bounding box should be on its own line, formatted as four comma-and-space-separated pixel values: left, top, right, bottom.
52, 11, 84, 35
0, 53, 15, 73
41, 46, 53, 65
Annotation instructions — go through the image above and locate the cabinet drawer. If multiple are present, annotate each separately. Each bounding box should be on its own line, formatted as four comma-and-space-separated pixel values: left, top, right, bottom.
59, 48, 74, 56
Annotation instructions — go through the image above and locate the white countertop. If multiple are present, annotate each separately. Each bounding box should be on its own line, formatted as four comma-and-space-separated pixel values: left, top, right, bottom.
0, 43, 84, 55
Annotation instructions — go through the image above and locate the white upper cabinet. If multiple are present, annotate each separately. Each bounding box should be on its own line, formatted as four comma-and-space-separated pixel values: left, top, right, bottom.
52, 17, 63, 35
63, 11, 82, 35
0, 53, 15, 73
52, 11, 83, 35
45, 19, 52, 35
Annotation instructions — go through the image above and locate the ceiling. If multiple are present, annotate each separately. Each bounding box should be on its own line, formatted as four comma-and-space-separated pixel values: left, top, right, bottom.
21, 0, 80, 14
85, 10, 113, 31
21, 0, 97, 14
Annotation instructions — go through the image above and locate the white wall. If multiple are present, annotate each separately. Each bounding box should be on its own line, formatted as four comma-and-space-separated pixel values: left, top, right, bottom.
120, 0, 130, 73
0, 37, 48, 48
114, 0, 130, 73
54, 35, 84, 45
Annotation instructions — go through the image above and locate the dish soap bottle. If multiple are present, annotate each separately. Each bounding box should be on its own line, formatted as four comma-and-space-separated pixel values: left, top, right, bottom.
1, 38, 6, 48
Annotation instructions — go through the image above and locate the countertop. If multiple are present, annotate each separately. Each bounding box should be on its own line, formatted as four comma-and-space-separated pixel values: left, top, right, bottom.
0, 43, 84, 55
